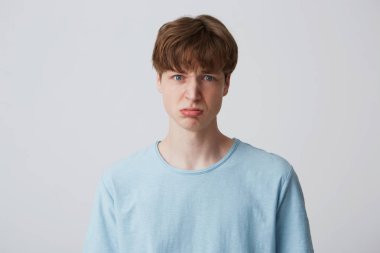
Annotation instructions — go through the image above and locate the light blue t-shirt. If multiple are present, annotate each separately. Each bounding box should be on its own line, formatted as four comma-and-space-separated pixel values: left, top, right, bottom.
83, 138, 313, 253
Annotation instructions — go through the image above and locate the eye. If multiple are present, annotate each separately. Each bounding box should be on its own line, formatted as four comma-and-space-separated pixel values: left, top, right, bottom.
173, 75, 183, 81
203, 75, 214, 81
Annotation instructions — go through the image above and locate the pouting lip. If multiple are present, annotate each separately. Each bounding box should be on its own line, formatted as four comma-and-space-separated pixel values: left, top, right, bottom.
180, 108, 203, 111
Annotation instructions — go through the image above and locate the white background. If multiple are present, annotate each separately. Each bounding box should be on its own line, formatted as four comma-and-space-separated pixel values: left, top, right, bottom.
1, 0, 379, 252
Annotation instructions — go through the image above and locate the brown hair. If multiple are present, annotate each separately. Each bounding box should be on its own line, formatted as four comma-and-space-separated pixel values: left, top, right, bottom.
152, 15, 238, 77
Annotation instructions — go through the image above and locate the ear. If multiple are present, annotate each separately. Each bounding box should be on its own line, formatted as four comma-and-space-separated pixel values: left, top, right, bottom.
156, 73, 163, 93
223, 74, 231, 96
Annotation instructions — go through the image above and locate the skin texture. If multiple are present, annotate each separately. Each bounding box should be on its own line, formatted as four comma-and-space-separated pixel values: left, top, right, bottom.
156, 69, 235, 171
157, 70, 229, 132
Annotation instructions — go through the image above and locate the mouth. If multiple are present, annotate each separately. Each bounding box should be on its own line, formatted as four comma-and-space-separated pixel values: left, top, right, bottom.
180, 108, 203, 117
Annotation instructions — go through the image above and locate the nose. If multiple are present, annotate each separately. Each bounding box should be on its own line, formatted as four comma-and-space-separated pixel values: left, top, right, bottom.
185, 77, 201, 101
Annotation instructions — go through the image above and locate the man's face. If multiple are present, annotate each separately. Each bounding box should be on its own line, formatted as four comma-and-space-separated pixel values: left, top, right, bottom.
156, 69, 230, 132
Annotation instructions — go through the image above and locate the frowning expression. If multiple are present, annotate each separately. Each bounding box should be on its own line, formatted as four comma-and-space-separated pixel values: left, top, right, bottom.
156, 70, 230, 132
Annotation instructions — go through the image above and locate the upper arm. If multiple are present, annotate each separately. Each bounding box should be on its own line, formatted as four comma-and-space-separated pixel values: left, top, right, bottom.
82, 176, 118, 253
276, 167, 314, 253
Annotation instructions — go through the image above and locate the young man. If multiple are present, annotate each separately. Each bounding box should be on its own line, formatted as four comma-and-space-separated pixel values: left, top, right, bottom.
83, 15, 314, 253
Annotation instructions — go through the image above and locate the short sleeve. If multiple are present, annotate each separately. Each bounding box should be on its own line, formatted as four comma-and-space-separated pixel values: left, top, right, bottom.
82, 176, 118, 253
276, 167, 314, 253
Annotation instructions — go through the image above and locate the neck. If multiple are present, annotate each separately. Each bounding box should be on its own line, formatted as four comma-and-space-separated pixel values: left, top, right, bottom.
158, 119, 234, 170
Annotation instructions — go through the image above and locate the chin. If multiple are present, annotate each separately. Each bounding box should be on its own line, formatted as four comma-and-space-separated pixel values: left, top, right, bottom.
180, 122, 202, 131
180, 119, 214, 132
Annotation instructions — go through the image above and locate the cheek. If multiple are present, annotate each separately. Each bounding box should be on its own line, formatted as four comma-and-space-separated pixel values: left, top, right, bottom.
207, 94, 223, 112
214, 98, 223, 113
162, 94, 171, 111
162, 92, 178, 113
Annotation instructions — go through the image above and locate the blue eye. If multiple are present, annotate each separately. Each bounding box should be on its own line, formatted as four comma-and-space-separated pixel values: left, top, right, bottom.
173, 75, 183, 81
203, 75, 214, 81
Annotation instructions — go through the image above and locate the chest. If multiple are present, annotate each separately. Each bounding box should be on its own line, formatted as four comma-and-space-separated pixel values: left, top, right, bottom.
114, 173, 278, 252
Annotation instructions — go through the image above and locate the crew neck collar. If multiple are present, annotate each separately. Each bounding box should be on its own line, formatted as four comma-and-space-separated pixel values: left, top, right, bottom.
154, 138, 240, 175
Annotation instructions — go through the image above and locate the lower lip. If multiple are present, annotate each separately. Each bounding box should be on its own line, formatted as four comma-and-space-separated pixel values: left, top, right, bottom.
180, 109, 203, 117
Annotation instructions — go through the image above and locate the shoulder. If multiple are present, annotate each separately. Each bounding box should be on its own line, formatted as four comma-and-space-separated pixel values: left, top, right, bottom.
101, 143, 155, 189
235, 139, 294, 181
